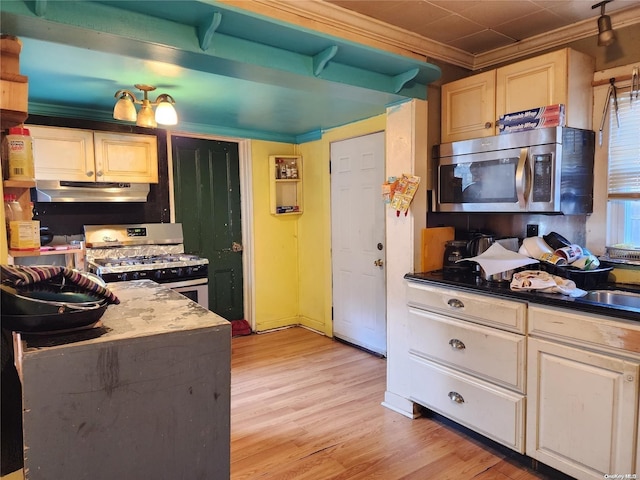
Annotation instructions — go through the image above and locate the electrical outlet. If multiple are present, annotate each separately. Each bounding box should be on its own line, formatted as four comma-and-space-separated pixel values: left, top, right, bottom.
526, 224, 539, 237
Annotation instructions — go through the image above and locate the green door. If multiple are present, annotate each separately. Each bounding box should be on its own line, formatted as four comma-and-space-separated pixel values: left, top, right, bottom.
172, 136, 243, 320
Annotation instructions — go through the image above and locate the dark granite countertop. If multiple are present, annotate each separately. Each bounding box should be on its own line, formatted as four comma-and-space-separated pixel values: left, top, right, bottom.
405, 271, 640, 323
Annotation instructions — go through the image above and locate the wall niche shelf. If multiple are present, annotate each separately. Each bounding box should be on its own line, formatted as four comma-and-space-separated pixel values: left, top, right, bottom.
269, 155, 302, 216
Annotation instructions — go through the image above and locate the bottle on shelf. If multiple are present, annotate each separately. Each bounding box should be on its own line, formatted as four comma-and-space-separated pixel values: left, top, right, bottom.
4, 193, 15, 238
5, 193, 39, 251
2, 126, 35, 181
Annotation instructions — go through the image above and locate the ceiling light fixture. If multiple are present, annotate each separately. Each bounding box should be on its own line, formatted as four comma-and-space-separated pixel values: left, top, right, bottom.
592, 0, 616, 47
113, 84, 177, 128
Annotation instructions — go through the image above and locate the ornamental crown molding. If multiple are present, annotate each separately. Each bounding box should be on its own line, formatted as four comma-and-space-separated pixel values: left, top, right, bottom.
220, 0, 640, 71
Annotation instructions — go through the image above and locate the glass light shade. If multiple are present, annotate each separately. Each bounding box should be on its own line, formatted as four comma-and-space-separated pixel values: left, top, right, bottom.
136, 101, 157, 128
155, 100, 178, 125
597, 15, 615, 46
113, 96, 137, 122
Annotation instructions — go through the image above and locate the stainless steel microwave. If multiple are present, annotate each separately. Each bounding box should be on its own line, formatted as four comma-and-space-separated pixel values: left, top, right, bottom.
433, 127, 595, 214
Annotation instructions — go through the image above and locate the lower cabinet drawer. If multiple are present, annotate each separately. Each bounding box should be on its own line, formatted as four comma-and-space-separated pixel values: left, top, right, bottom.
406, 281, 526, 333
410, 356, 525, 453
408, 307, 526, 392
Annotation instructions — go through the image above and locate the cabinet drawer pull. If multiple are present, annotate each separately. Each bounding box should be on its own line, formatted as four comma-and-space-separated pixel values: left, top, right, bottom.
447, 298, 464, 308
448, 338, 466, 350
448, 391, 465, 404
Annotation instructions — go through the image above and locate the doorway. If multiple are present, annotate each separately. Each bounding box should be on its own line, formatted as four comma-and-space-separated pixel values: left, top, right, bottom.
171, 136, 245, 321
330, 132, 387, 355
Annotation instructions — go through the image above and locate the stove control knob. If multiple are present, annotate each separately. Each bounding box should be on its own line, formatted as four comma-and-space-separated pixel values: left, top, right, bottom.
176, 267, 184, 277
186, 266, 193, 275
154, 270, 163, 280
131, 272, 140, 280
119, 273, 128, 282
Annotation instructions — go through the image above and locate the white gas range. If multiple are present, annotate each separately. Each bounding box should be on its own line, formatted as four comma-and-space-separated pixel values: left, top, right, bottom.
84, 223, 209, 309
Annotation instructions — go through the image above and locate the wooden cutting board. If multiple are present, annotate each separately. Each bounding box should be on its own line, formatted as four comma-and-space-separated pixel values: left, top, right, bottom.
421, 226, 455, 272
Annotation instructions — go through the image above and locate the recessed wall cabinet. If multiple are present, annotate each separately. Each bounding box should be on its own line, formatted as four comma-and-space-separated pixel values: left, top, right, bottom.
269, 155, 302, 215
405, 282, 527, 453
441, 48, 594, 143
527, 305, 640, 480
27, 125, 158, 183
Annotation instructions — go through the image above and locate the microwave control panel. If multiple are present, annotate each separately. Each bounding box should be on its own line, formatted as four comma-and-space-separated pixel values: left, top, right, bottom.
532, 154, 552, 203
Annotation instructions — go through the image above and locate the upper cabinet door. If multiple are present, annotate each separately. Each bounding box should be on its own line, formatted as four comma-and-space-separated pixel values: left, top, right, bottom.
441, 70, 496, 143
94, 132, 158, 183
30, 125, 96, 181
495, 49, 567, 119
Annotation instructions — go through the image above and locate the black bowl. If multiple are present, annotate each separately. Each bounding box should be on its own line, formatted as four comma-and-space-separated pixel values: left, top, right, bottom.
1, 307, 108, 333
1, 284, 106, 316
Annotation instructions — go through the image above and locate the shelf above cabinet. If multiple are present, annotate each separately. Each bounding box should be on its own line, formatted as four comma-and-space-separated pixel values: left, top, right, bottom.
3, 179, 35, 189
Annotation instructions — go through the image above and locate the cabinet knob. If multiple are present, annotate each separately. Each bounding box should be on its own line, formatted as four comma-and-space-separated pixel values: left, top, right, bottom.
448, 391, 465, 404
96, 170, 103, 177
447, 298, 464, 309
448, 338, 466, 350
484, 122, 493, 129
86, 171, 94, 177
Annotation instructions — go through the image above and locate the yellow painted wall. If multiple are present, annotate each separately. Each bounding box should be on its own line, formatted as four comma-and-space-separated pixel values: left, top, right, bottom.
250, 115, 386, 335
250, 140, 301, 331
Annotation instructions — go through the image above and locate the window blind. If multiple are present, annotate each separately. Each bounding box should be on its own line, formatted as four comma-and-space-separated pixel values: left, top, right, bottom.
608, 90, 640, 198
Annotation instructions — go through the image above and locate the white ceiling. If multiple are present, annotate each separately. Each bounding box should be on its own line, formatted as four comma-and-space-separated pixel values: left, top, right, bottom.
326, 0, 639, 55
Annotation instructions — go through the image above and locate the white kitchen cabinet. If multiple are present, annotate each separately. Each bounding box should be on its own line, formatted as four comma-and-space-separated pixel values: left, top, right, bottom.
527, 305, 640, 480
441, 48, 594, 143
441, 70, 495, 142
28, 125, 158, 183
406, 281, 527, 453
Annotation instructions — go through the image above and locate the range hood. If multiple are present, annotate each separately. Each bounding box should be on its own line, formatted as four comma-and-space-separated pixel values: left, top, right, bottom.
35, 180, 150, 202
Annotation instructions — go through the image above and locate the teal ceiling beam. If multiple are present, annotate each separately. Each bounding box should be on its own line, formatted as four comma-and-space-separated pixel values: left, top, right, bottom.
0, 0, 440, 98
33, 0, 46, 17
198, 12, 222, 51
27, 101, 302, 144
313, 46, 338, 77
393, 68, 420, 94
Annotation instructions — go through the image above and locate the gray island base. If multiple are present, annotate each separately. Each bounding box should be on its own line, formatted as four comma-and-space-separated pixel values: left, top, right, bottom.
14, 280, 231, 480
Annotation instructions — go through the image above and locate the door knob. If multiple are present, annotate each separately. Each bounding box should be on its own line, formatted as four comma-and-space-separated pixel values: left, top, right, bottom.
374, 259, 383, 267
232, 242, 243, 252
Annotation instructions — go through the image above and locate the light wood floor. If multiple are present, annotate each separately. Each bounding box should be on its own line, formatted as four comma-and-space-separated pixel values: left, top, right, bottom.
231, 327, 555, 480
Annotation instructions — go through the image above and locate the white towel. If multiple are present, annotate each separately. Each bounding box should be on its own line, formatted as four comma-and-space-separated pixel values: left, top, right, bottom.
462, 242, 539, 276
510, 270, 587, 297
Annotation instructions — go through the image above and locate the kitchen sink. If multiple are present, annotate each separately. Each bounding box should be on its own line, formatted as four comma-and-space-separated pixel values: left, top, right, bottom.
580, 290, 640, 310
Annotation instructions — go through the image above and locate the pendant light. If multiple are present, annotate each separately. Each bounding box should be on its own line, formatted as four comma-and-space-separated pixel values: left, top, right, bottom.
592, 0, 616, 47
113, 84, 178, 128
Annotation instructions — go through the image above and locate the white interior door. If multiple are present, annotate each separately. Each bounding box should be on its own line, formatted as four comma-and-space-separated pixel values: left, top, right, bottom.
331, 132, 386, 355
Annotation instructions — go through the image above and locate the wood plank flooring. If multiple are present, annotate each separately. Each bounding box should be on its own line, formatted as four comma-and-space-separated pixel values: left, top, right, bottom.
231, 327, 555, 480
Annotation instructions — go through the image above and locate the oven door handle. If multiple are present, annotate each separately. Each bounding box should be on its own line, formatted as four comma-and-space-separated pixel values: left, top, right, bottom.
515, 148, 529, 209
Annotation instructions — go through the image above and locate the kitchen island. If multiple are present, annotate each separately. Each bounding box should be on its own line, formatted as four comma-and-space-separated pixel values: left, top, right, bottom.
12, 280, 231, 480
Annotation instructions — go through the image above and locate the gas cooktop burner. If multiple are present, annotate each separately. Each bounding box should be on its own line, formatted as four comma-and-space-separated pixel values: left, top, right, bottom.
94, 254, 204, 268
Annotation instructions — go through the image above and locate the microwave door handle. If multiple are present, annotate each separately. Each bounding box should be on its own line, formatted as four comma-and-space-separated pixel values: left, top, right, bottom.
515, 148, 528, 208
